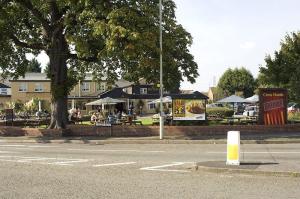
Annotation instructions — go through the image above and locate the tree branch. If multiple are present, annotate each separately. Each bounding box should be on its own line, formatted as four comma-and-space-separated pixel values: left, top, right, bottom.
48, 0, 61, 22
10, 34, 45, 50
15, 0, 51, 34
68, 53, 98, 62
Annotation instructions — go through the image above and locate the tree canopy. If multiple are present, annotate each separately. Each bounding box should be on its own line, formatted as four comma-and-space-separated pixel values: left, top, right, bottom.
259, 32, 300, 103
0, 0, 199, 128
217, 67, 255, 98
0, 0, 198, 90
26, 58, 42, 73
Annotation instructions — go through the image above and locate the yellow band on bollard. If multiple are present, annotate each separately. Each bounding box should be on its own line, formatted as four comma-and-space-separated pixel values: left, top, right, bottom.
227, 144, 239, 160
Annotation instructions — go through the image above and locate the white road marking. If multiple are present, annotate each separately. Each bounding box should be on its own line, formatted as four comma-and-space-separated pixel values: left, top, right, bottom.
140, 162, 191, 173
0, 151, 20, 154
47, 159, 90, 166
93, 162, 136, 167
207, 151, 300, 154
17, 157, 57, 163
0, 145, 25, 147
0, 155, 89, 166
68, 149, 165, 153
28, 145, 57, 148
13, 148, 33, 150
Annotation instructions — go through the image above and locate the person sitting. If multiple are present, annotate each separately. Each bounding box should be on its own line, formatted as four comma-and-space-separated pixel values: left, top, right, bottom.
90, 113, 98, 124
76, 108, 82, 124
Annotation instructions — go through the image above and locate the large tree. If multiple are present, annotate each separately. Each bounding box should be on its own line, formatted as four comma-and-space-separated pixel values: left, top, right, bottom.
218, 67, 256, 98
27, 58, 42, 72
260, 32, 300, 103
0, 0, 198, 129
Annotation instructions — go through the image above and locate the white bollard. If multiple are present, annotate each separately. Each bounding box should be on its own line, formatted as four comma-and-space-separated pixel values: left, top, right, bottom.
226, 131, 240, 165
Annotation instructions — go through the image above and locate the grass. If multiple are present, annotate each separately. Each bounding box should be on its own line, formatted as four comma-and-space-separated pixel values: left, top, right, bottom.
139, 117, 154, 125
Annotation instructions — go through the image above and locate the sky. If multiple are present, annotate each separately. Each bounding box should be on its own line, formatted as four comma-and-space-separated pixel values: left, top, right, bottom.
32, 0, 300, 92
174, 0, 300, 92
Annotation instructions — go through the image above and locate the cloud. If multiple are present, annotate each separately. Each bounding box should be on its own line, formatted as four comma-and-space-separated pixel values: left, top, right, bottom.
240, 41, 256, 49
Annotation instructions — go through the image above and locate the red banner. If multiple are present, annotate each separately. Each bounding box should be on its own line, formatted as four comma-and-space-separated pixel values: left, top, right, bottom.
259, 89, 287, 125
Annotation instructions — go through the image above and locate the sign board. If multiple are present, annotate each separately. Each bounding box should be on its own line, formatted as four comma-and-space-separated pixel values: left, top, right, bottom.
172, 99, 206, 120
259, 88, 288, 125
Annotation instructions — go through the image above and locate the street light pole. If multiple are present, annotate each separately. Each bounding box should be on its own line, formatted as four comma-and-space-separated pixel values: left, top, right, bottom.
159, 0, 164, 140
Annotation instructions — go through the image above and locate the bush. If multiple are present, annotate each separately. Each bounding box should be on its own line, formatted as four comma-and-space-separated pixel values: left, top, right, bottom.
288, 112, 300, 121
206, 107, 234, 119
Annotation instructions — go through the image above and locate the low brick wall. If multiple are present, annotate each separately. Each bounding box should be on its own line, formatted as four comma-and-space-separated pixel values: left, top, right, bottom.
0, 126, 62, 137
0, 124, 300, 137
67, 124, 300, 137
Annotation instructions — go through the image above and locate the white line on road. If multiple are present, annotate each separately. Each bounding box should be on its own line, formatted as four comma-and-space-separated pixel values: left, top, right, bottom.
28, 146, 58, 148
47, 159, 90, 166
207, 151, 300, 154
140, 162, 191, 173
93, 162, 136, 167
0, 145, 25, 147
0, 151, 20, 154
68, 149, 165, 153
0, 155, 90, 166
17, 157, 57, 162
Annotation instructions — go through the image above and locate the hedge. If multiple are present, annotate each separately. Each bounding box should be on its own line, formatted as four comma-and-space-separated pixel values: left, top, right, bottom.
206, 107, 234, 119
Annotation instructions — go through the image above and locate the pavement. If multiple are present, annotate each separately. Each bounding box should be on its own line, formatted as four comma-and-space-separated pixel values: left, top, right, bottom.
1, 133, 300, 179
1, 131, 300, 144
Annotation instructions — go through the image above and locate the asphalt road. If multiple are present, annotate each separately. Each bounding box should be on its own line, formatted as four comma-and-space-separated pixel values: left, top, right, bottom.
0, 142, 299, 199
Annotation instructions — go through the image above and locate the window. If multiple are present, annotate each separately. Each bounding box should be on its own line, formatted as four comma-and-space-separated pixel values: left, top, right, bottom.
140, 88, 147, 94
148, 103, 156, 110
81, 82, 90, 92
96, 83, 106, 92
34, 83, 44, 92
0, 88, 7, 95
18, 83, 27, 92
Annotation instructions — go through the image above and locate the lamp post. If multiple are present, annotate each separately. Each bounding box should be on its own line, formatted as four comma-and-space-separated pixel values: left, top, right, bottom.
159, 0, 164, 140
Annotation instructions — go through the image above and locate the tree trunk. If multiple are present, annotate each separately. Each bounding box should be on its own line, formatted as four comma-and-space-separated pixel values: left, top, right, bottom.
48, 29, 69, 129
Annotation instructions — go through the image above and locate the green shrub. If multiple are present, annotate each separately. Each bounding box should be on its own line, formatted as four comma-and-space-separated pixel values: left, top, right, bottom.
206, 107, 234, 118
288, 112, 300, 121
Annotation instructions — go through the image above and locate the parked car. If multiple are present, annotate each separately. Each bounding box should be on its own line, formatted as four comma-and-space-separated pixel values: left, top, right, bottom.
243, 105, 258, 117
206, 103, 223, 108
288, 103, 300, 113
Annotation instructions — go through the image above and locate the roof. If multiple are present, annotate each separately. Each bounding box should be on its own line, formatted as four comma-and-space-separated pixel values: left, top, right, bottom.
9, 73, 49, 81
99, 89, 208, 100
99, 88, 131, 99
0, 83, 10, 88
115, 79, 133, 88
9, 73, 133, 86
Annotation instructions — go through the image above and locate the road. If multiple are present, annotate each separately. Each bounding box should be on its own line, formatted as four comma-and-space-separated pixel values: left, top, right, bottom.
0, 142, 299, 199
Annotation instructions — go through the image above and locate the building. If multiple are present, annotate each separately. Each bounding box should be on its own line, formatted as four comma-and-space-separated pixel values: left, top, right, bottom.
9, 73, 132, 113
7, 72, 208, 116
0, 83, 11, 109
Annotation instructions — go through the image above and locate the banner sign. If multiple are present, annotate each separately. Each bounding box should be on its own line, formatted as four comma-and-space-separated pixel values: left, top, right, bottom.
173, 99, 206, 120
259, 88, 287, 125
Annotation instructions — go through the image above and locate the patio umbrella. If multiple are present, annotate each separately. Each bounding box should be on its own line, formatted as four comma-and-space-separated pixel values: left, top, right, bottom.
217, 95, 248, 103
246, 95, 259, 103
217, 95, 248, 115
85, 97, 125, 106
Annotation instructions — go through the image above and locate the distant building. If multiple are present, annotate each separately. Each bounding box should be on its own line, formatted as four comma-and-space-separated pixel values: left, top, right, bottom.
5, 72, 208, 115
0, 83, 11, 109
